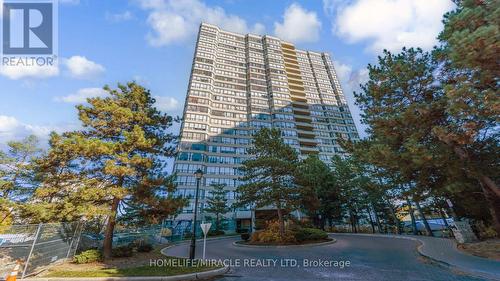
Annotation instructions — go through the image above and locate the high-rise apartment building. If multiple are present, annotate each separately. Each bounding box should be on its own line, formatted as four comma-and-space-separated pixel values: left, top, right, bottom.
172, 23, 359, 229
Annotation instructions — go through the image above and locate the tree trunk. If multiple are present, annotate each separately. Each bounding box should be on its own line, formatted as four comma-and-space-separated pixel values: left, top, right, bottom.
0, 209, 12, 224
437, 137, 500, 199
480, 175, 500, 199
366, 207, 376, 234
276, 207, 285, 239
349, 209, 356, 233
415, 200, 434, 237
319, 216, 326, 230
103, 196, 120, 259
439, 209, 449, 228
439, 208, 452, 237
314, 213, 320, 229
372, 202, 383, 233
385, 197, 402, 234
407, 198, 418, 235
354, 211, 360, 233
480, 184, 500, 234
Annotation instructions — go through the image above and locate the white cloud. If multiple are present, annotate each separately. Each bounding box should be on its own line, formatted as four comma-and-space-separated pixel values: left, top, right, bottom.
332, 60, 352, 84
0, 64, 59, 80
333, 60, 369, 95
0, 116, 20, 135
0, 115, 78, 146
332, 60, 370, 137
63, 56, 105, 79
251, 23, 266, 35
325, 0, 455, 53
0, 56, 105, 80
54, 87, 108, 104
274, 3, 322, 43
136, 0, 266, 46
154, 96, 180, 113
106, 11, 134, 22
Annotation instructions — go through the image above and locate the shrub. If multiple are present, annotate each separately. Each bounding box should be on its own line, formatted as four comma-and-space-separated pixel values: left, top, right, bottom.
294, 228, 328, 242
241, 233, 250, 241
290, 217, 314, 228
137, 243, 153, 253
208, 229, 225, 236
473, 221, 498, 240
326, 225, 351, 233
479, 226, 498, 239
112, 245, 134, 258
73, 249, 102, 264
250, 220, 296, 244
358, 225, 374, 234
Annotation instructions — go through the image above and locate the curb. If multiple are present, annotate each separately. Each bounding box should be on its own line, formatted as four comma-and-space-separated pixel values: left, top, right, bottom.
161, 235, 240, 256
26, 237, 237, 281
330, 233, 500, 281
26, 266, 230, 281
232, 238, 336, 248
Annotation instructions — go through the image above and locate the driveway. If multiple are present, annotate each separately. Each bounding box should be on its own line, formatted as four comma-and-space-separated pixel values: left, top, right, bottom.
163, 235, 486, 281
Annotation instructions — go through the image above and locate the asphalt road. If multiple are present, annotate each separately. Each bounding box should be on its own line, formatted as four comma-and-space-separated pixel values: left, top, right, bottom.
164, 234, 486, 281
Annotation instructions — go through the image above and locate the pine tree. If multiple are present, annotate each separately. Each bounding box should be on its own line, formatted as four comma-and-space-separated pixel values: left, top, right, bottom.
27, 82, 186, 258
0, 135, 42, 224
351, 46, 500, 232
237, 128, 299, 238
295, 155, 339, 229
435, 0, 500, 224
204, 183, 230, 231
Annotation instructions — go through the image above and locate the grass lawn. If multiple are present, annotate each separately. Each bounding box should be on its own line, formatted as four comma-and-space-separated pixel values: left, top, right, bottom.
41, 246, 221, 278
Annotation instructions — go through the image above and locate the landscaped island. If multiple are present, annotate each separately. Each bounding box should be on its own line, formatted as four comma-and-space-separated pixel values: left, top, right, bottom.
238, 220, 332, 246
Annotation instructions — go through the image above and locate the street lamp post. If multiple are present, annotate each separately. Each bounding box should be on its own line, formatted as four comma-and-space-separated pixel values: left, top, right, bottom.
189, 168, 204, 260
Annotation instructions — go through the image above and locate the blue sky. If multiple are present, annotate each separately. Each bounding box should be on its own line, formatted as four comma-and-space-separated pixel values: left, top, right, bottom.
0, 0, 455, 147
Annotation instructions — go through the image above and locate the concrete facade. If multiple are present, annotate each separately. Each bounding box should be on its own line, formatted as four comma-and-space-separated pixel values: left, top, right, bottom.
172, 23, 359, 224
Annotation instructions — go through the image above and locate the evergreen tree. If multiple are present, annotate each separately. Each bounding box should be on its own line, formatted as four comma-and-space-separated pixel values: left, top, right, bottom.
295, 155, 339, 229
329, 156, 373, 233
0, 135, 42, 224
435, 0, 500, 225
204, 183, 230, 231
351, 46, 500, 232
120, 174, 187, 225
237, 128, 299, 238
26, 82, 186, 258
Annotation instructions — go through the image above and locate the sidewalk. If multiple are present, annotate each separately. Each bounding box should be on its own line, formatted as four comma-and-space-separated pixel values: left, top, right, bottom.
332, 233, 500, 281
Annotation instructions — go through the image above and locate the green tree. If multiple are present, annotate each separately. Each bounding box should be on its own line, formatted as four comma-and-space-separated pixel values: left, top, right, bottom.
0, 135, 42, 224
120, 174, 187, 225
351, 46, 500, 232
295, 155, 339, 229
204, 183, 230, 231
329, 156, 371, 233
22, 132, 109, 223
237, 128, 299, 238
27, 82, 186, 258
435, 0, 499, 220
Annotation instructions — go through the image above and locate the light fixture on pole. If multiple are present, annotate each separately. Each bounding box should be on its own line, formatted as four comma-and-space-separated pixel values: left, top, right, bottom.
189, 168, 204, 260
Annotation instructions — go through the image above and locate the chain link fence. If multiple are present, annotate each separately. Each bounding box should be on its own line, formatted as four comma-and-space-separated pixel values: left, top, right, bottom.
1, 219, 238, 280
0, 222, 82, 279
